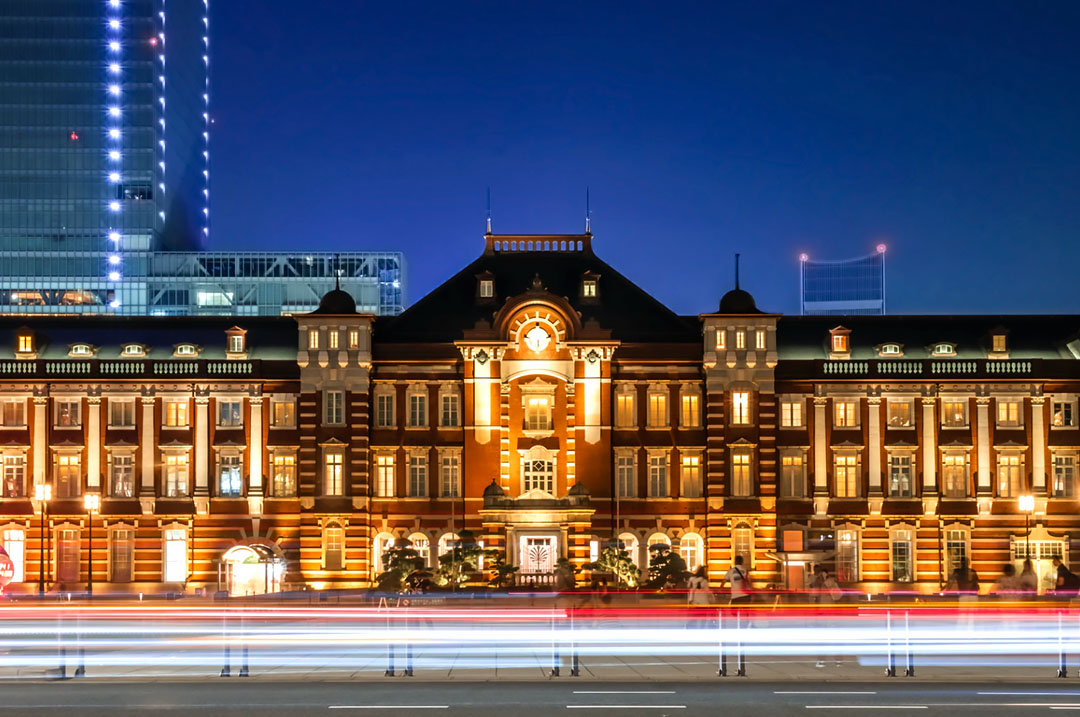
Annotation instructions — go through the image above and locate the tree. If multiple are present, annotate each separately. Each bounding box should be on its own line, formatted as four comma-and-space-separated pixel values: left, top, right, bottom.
485, 549, 519, 589
376, 539, 427, 593
434, 530, 483, 587
585, 542, 641, 589
645, 543, 687, 590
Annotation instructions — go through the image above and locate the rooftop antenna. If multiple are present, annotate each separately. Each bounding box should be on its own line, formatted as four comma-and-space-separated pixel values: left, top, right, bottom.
486, 187, 492, 234
585, 187, 591, 234
735, 252, 740, 289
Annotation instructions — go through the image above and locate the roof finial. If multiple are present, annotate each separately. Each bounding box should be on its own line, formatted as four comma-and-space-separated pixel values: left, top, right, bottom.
585, 187, 591, 234
486, 187, 492, 234
735, 252, 740, 290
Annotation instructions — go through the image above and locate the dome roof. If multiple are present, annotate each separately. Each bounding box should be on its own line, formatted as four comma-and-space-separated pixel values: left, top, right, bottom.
718, 288, 761, 315
313, 288, 357, 315
482, 479, 505, 499
567, 482, 590, 497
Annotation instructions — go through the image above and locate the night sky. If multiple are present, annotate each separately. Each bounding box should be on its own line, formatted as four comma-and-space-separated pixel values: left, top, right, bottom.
211, 1, 1080, 316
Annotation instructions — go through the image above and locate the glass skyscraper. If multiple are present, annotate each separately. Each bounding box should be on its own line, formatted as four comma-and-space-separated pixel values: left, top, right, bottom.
799, 245, 887, 315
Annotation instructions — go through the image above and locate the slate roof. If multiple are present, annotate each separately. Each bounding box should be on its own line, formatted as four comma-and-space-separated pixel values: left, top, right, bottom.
374, 235, 701, 344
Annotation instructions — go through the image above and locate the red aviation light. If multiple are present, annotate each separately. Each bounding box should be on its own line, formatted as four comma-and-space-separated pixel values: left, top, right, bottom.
70, 131, 79, 141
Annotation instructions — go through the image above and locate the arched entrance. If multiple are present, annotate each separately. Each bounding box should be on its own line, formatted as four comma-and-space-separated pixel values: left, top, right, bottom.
221, 544, 286, 596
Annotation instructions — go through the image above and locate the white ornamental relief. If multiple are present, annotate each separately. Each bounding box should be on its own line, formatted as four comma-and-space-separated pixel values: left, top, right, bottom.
524, 325, 551, 353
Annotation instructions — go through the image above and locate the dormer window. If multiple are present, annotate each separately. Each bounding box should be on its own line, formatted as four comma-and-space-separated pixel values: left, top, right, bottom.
931, 342, 956, 357
16, 334, 33, 354
877, 343, 903, 357
829, 326, 851, 358
121, 343, 146, 358
479, 279, 494, 298
583, 280, 597, 298
225, 327, 247, 357
69, 343, 94, 358
173, 343, 199, 358
989, 329, 1009, 358
581, 271, 600, 301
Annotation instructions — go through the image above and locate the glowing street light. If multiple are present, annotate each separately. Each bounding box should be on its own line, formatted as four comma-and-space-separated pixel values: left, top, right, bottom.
84, 493, 101, 597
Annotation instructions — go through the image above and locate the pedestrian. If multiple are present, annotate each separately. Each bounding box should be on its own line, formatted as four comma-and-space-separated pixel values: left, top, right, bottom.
944, 557, 980, 595
992, 564, 1019, 595
1054, 561, 1080, 597
1019, 559, 1038, 595
723, 556, 752, 605
810, 565, 842, 668
687, 566, 711, 605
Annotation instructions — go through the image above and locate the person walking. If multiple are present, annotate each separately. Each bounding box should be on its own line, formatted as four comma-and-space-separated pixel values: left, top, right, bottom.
945, 557, 980, 595
723, 556, 752, 605
1019, 559, 1039, 595
1054, 560, 1080, 597
992, 564, 1020, 596
686, 566, 711, 630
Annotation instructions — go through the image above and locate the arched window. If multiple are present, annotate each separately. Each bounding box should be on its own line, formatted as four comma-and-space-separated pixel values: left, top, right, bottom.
680, 532, 703, 571
732, 522, 754, 569
371, 531, 393, 573
618, 532, 640, 568
647, 532, 671, 567
408, 532, 430, 567
437, 532, 460, 558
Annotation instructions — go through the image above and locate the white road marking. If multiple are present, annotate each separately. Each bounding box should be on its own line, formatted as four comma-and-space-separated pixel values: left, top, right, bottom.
573, 691, 677, 695
328, 707, 449, 711
776, 691, 877, 695
566, 706, 686, 710
979, 693, 1080, 696
805, 707, 926, 711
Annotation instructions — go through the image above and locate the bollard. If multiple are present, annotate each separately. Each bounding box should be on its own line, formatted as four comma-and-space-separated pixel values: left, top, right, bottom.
550, 606, 560, 677
904, 611, 915, 677
717, 608, 727, 677
220, 611, 231, 678
385, 641, 395, 677
1059, 612, 1068, 679
885, 611, 896, 677
735, 609, 746, 677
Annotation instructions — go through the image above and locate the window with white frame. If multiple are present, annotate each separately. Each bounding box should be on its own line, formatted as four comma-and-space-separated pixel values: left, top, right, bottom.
1, 528, 23, 582
836, 529, 859, 582
615, 386, 636, 428
407, 453, 428, 497
932, 342, 956, 357
890, 529, 914, 582
834, 453, 858, 498
731, 391, 750, 425
55, 453, 81, 498
324, 390, 344, 425
227, 333, 245, 355
831, 332, 850, 354
56, 528, 79, 583
779, 452, 805, 498
887, 399, 913, 428
374, 387, 395, 428
680, 387, 701, 428
271, 398, 296, 428
647, 451, 668, 497
680, 453, 702, 498
888, 452, 914, 498
732, 522, 753, 568
616, 451, 636, 498
164, 453, 189, 497
272, 453, 297, 497
407, 386, 428, 428
780, 397, 803, 428
439, 389, 460, 428
110, 528, 134, 582
109, 452, 134, 498
1052, 398, 1077, 428
1053, 454, 1077, 498
54, 399, 81, 428
163, 399, 188, 428
941, 399, 967, 427
324, 525, 345, 570
522, 447, 556, 494
163, 528, 187, 582
108, 398, 135, 428
941, 453, 969, 498
218, 453, 243, 497
373, 453, 394, 497
439, 451, 461, 497
647, 533, 671, 567
409, 532, 430, 567
997, 398, 1022, 427
680, 533, 703, 571
2, 453, 24, 498
1, 399, 25, 428
217, 399, 242, 428
324, 451, 345, 496
944, 528, 969, 576
834, 399, 858, 428
524, 394, 553, 432
997, 453, 1023, 497
646, 387, 669, 428
731, 450, 752, 497
479, 279, 494, 298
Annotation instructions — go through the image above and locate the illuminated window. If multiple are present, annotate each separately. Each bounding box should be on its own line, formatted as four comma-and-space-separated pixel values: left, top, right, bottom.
374, 453, 393, 497
325, 451, 346, 496
997, 399, 1022, 427
164, 454, 189, 497
836, 529, 859, 582
70, 343, 94, 357
680, 533, 703, 571
583, 280, 597, 297
163, 399, 188, 427
307, 329, 320, 350
780, 397, 803, 428
888, 453, 913, 498
324, 390, 344, 425
731, 451, 752, 496
755, 329, 766, 350
408, 454, 428, 497
888, 399, 913, 427
834, 399, 858, 428
522, 447, 556, 494
163, 529, 187, 582
932, 343, 955, 357
944, 529, 968, 576
647, 389, 668, 428
439, 452, 461, 497
2, 453, 24, 498
479, 279, 494, 298
110, 529, 134, 583
731, 391, 750, 425
992, 334, 1007, 353
1, 529, 24, 582
109, 453, 134, 498
271, 399, 295, 428
121, 343, 145, 357
348, 329, 360, 349
680, 453, 702, 498
328, 330, 339, 350
735, 330, 746, 350
997, 454, 1023, 497
941, 399, 967, 427
0, 400, 24, 428
615, 387, 636, 428
834, 454, 859, 498
55, 454, 81, 498
878, 343, 902, 357
324, 526, 345, 570
891, 529, 914, 582
680, 390, 700, 428
616, 452, 636, 498
941, 454, 968, 498
16, 334, 33, 354
831, 333, 849, 353
1053, 454, 1077, 498
272, 453, 297, 497
217, 399, 242, 427
716, 329, 726, 351
648, 452, 668, 497
524, 395, 553, 432
218, 453, 243, 497
174, 343, 198, 357
1052, 399, 1076, 427
780, 453, 805, 498
732, 523, 753, 568
55, 399, 81, 428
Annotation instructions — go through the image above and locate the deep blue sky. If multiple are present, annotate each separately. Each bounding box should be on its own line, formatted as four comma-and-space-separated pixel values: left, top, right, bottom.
211, 1, 1080, 315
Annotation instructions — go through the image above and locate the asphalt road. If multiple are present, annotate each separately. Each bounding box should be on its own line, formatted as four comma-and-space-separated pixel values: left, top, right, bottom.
2, 681, 1080, 716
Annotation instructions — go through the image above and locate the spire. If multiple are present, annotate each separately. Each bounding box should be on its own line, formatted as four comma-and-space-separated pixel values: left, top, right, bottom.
486, 187, 492, 234
735, 252, 741, 289
585, 187, 591, 235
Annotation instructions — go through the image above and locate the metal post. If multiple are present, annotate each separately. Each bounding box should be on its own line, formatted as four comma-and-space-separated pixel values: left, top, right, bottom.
404, 606, 413, 677
735, 609, 745, 677
550, 606, 560, 677
56, 612, 66, 680
238, 609, 249, 677
1059, 611, 1068, 678
74, 608, 85, 678
86, 504, 93, 598
38, 501, 47, 596
886, 610, 896, 677
904, 610, 914, 677
220, 610, 230, 677
384, 608, 395, 677
570, 606, 579, 677
717, 608, 727, 677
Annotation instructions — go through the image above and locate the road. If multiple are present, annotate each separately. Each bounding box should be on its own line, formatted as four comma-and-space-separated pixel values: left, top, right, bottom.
2, 681, 1080, 716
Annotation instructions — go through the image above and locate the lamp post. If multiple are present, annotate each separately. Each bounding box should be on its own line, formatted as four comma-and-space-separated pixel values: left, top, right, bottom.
1019, 494, 1035, 563
35, 484, 51, 596
83, 494, 100, 597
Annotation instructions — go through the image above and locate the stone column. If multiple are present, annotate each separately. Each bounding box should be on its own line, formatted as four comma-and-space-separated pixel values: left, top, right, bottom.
140, 395, 156, 514
248, 396, 264, 515
813, 396, 828, 514
1032, 396, 1047, 494
87, 397, 101, 490
976, 397, 991, 495
921, 397, 937, 494
868, 396, 882, 495
195, 395, 209, 495
33, 395, 47, 487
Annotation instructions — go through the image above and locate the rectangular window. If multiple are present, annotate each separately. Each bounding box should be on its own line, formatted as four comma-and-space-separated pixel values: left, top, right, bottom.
780, 454, 805, 498
945, 529, 967, 576
831, 334, 850, 353
17, 335, 32, 353
57, 529, 79, 583
731, 391, 750, 425
272, 454, 297, 497
834, 454, 858, 498
408, 391, 427, 427
680, 454, 702, 498
680, 392, 700, 428
997, 399, 1022, 427
307, 329, 320, 350
522, 453, 555, 493
834, 399, 858, 428
324, 390, 344, 425
56, 454, 81, 498
348, 329, 360, 349
755, 329, 766, 350
325, 452, 345, 496
647, 390, 669, 428
479, 280, 493, 298
616, 454, 636, 498
228, 335, 245, 354
440, 453, 460, 497
110, 453, 134, 498
1052, 400, 1076, 428
735, 330, 746, 350
583, 280, 597, 297
109, 399, 135, 428
271, 399, 295, 428
997, 454, 1023, 497
733, 526, 753, 567
648, 453, 668, 497
2, 454, 24, 498
374, 454, 394, 497
324, 527, 344, 570
780, 398, 803, 428
328, 330, 339, 350
731, 451, 752, 496
440, 392, 460, 427
408, 454, 428, 497
836, 529, 858, 582
164, 454, 189, 497
163, 400, 188, 428
992, 334, 1007, 353
55, 399, 81, 428
1, 400, 25, 427
524, 396, 553, 431
163, 529, 186, 582
888, 453, 914, 498
1, 529, 24, 582
716, 329, 726, 351
1054, 454, 1077, 498
887, 399, 913, 428
891, 531, 914, 582
942, 399, 967, 427
615, 391, 636, 428
375, 392, 395, 428
218, 454, 243, 497
941, 454, 968, 498
110, 529, 134, 583
217, 399, 242, 428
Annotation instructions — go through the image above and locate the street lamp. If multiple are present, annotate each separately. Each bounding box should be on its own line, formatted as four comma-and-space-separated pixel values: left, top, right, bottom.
35, 484, 51, 596
84, 494, 100, 597
1019, 494, 1036, 563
